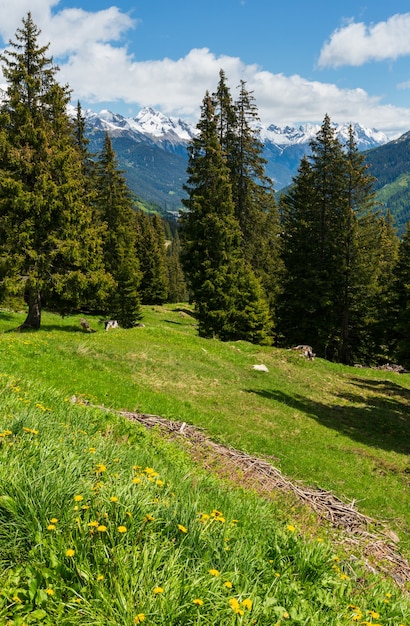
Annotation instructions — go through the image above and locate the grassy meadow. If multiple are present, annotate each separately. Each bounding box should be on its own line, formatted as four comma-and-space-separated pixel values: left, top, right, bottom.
0, 306, 409, 625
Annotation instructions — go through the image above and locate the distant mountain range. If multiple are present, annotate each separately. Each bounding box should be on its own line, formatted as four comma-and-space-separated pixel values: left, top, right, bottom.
79, 106, 392, 218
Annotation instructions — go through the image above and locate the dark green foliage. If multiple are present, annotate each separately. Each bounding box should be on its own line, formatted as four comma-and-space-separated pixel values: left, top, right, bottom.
181, 92, 272, 344
392, 222, 410, 367
166, 230, 188, 303
0, 14, 112, 328
134, 211, 169, 304
95, 133, 142, 327
278, 116, 383, 363
213, 75, 282, 320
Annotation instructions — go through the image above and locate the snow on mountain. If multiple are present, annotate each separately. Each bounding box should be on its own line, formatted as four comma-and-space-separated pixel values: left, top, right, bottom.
80, 105, 389, 151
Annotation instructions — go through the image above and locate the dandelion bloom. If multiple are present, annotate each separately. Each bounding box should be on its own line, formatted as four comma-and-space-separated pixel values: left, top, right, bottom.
74, 495, 83, 502
367, 611, 380, 619
97, 525, 107, 532
50, 518, 58, 524
134, 615, 145, 624
287, 524, 296, 532
144, 514, 154, 522
153, 587, 164, 594
45, 588, 54, 596
88, 521, 99, 527
193, 598, 204, 606
224, 581, 233, 589
229, 598, 244, 615
95, 463, 107, 473
47, 524, 56, 531
118, 525, 127, 533
97, 574, 104, 581
110, 496, 119, 502
177, 524, 187, 533
242, 599, 252, 610
283, 612, 290, 619
156, 479, 163, 487
132, 477, 141, 484
209, 569, 220, 577
65, 549, 75, 557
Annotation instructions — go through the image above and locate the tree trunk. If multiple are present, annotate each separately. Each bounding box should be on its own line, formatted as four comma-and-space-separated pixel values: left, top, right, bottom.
20, 289, 42, 329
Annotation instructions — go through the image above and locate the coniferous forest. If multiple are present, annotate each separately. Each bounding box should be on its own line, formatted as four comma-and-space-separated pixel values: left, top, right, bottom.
0, 14, 409, 368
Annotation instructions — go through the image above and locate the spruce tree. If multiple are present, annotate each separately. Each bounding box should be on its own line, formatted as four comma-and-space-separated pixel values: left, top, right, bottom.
279, 116, 380, 363
166, 229, 187, 303
0, 13, 112, 328
96, 133, 141, 327
180, 92, 271, 343
216, 77, 281, 320
134, 211, 169, 305
392, 222, 410, 367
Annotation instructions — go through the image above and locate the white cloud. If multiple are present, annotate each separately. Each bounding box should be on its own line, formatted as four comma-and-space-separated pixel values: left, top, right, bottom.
1, 2, 410, 137
318, 13, 410, 68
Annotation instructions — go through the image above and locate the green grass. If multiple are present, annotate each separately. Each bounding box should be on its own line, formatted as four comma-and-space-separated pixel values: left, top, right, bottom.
0, 306, 409, 624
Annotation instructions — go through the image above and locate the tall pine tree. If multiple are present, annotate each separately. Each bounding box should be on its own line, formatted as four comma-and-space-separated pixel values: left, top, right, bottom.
0, 13, 112, 328
279, 116, 381, 363
180, 92, 271, 343
96, 133, 142, 327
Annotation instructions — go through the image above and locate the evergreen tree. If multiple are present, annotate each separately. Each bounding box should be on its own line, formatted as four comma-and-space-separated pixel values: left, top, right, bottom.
373, 212, 399, 357
279, 116, 380, 363
134, 211, 169, 305
0, 13, 112, 328
392, 222, 410, 367
96, 133, 141, 327
180, 92, 271, 343
166, 229, 187, 303
215, 76, 281, 320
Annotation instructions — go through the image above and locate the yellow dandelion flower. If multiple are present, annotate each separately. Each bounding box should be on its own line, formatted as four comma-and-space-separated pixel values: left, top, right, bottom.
97, 574, 104, 581
50, 518, 58, 524
65, 549, 75, 557
97, 525, 107, 532
193, 598, 204, 606
274, 572, 281, 577
339, 573, 350, 580
45, 588, 54, 596
287, 524, 296, 532
95, 463, 107, 473
88, 521, 99, 527
144, 514, 154, 522
118, 525, 127, 533
224, 581, 233, 589
209, 568, 220, 577
126, 511, 132, 518
228, 598, 244, 615
283, 611, 290, 619
177, 524, 188, 533
132, 477, 141, 484
89, 447, 96, 453
134, 614, 145, 624
47, 524, 56, 531
110, 496, 119, 502
74, 495, 83, 502
153, 586, 164, 594
367, 611, 380, 619
81, 505, 90, 510
242, 599, 252, 610
133, 465, 141, 471
156, 479, 163, 486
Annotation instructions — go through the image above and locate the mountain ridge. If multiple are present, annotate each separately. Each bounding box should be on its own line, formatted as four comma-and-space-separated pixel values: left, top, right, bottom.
78, 105, 390, 213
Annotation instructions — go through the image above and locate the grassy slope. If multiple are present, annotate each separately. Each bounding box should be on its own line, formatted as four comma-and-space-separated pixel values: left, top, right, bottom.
1, 306, 409, 557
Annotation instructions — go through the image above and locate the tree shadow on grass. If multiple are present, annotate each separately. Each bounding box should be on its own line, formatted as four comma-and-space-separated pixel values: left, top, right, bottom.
246, 376, 410, 456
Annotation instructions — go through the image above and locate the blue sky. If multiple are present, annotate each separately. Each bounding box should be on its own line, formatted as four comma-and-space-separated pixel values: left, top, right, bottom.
2, 0, 410, 137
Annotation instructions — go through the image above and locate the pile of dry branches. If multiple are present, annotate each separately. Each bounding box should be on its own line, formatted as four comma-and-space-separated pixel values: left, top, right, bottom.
85, 402, 410, 587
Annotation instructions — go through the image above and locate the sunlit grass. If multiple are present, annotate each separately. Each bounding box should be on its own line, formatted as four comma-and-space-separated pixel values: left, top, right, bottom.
0, 375, 408, 624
